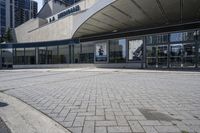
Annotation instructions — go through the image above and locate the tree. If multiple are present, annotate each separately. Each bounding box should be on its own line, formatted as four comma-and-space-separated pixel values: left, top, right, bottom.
3, 28, 13, 43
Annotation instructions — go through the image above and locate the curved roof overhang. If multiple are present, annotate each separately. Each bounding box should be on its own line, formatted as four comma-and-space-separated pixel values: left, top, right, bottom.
72, 0, 200, 38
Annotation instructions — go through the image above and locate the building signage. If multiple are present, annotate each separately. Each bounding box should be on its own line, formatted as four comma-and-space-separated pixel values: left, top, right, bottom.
95, 43, 107, 62
58, 5, 80, 19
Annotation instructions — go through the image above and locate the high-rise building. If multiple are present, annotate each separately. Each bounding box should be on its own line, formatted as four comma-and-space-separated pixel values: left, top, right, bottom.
30, 0, 38, 18
0, 0, 6, 37
43, 0, 80, 6
0, 0, 38, 38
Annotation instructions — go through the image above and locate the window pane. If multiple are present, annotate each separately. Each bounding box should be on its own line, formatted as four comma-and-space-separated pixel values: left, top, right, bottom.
146, 46, 156, 57
170, 31, 195, 42
170, 44, 183, 67
38, 47, 46, 64
157, 45, 168, 67
59, 45, 69, 64
80, 42, 94, 63
146, 34, 168, 44
47, 46, 58, 64
15, 48, 24, 65
1, 48, 13, 67
109, 39, 126, 63
25, 48, 36, 64
183, 43, 196, 67
74, 44, 80, 63
128, 39, 143, 61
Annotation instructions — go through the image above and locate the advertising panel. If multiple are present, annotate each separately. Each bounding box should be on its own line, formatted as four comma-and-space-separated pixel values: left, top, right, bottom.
95, 43, 107, 62
129, 40, 143, 61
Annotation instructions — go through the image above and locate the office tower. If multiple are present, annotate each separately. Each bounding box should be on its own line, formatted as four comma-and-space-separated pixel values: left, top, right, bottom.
30, 0, 38, 18
0, 0, 38, 37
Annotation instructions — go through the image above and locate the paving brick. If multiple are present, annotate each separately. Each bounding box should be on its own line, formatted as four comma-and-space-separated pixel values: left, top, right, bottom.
96, 121, 117, 126
96, 127, 107, 133
82, 121, 95, 133
154, 126, 181, 133
108, 126, 132, 133
128, 121, 145, 133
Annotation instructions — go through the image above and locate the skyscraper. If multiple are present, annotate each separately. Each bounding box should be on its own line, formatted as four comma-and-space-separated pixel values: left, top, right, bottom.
0, 0, 6, 38
43, 0, 80, 6
0, 0, 38, 38
30, 0, 38, 18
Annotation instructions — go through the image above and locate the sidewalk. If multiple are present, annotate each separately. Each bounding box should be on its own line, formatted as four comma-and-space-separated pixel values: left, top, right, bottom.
0, 92, 70, 133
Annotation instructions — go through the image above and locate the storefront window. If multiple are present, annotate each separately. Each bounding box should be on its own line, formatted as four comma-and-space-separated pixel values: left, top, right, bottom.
128, 39, 143, 62
38, 47, 46, 64
14, 48, 24, 65
146, 45, 157, 67
25, 48, 36, 64
47, 46, 58, 64
170, 44, 183, 67
157, 45, 168, 67
80, 42, 94, 63
74, 44, 80, 63
146, 34, 168, 44
59, 45, 69, 64
170, 31, 195, 42
1, 48, 13, 67
109, 39, 126, 63
183, 43, 196, 67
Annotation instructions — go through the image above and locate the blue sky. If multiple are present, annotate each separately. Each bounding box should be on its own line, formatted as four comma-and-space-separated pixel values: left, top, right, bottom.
35, 0, 43, 12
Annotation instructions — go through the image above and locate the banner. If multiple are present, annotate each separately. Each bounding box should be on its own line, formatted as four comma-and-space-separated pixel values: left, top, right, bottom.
129, 40, 143, 61
95, 43, 107, 62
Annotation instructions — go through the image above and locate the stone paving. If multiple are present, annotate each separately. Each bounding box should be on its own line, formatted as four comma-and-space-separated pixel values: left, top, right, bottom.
0, 68, 200, 133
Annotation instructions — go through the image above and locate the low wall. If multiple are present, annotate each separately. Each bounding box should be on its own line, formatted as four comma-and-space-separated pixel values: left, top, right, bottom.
13, 63, 142, 69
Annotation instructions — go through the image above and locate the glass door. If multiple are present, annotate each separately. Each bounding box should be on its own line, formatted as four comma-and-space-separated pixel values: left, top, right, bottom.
157, 45, 168, 68
182, 43, 196, 68
170, 44, 183, 68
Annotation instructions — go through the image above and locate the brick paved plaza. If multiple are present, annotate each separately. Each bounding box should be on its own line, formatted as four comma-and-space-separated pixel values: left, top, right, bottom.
0, 68, 200, 133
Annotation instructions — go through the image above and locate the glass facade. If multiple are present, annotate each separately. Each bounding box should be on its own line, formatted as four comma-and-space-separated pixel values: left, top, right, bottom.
47, 46, 58, 64
25, 47, 36, 64
1, 29, 200, 69
109, 39, 126, 63
59, 45, 69, 64
80, 42, 94, 63
0, 0, 6, 37
14, 48, 25, 65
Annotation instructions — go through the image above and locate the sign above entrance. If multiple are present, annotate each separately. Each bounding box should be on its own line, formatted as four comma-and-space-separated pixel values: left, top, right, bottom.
58, 5, 80, 19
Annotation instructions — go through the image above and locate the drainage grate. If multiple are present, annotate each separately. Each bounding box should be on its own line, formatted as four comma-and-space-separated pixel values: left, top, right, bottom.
0, 102, 8, 107
139, 108, 178, 121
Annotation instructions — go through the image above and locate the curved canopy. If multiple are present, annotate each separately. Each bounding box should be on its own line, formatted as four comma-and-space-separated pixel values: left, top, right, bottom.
72, 0, 200, 38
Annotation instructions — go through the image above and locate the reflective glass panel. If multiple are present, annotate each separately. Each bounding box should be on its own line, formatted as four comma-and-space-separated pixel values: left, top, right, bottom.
170, 44, 183, 67
183, 43, 196, 67
157, 45, 168, 67
15, 48, 24, 65
38, 47, 46, 64
109, 39, 126, 63
74, 44, 80, 63
146, 46, 157, 67
47, 46, 58, 64
59, 45, 69, 64
1, 48, 13, 67
80, 42, 94, 63
25, 48, 36, 64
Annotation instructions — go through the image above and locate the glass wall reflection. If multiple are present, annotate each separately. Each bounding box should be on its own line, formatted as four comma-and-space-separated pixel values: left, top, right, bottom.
47, 46, 58, 64
25, 48, 36, 64
80, 42, 94, 63
109, 39, 126, 63
38, 47, 46, 64
59, 45, 69, 64
14, 48, 24, 65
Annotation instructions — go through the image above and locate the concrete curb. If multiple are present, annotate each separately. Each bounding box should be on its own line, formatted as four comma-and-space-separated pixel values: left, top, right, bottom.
0, 92, 71, 133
